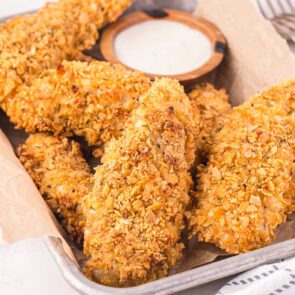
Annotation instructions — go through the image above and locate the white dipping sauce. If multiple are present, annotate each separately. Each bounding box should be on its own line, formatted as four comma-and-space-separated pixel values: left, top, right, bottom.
114, 20, 212, 75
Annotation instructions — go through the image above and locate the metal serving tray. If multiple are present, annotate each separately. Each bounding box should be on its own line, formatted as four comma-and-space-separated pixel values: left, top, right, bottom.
44, 237, 295, 295
2, 1, 295, 294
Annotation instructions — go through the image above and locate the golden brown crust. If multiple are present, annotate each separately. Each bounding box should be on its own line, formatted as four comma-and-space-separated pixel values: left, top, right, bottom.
0, 0, 131, 102
188, 83, 232, 157
3, 60, 151, 146
83, 79, 197, 286
18, 133, 94, 247
189, 81, 295, 254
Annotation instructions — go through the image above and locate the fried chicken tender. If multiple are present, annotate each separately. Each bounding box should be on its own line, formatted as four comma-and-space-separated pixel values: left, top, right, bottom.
0, 0, 131, 102
188, 84, 232, 156
189, 81, 295, 254
3, 61, 151, 147
83, 79, 197, 287
18, 133, 94, 247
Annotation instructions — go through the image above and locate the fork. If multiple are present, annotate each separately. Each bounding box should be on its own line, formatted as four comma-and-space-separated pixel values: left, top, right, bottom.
257, 0, 295, 42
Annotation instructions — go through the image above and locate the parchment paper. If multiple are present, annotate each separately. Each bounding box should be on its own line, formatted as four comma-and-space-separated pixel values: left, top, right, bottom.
0, 112, 74, 259
0, 0, 294, 276
196, 0, 295, 105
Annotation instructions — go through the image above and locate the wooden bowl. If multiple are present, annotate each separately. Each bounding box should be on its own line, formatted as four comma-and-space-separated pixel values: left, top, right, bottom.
100, 9, 226, 84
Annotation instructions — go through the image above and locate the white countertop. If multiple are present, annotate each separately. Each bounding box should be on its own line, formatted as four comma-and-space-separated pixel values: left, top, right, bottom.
0, 234, 80, 295
0, 0, 52, 19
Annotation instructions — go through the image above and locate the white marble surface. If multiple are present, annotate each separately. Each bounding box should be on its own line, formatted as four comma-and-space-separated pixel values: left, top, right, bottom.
0, 0, 53, 19
0, 233, 79, 295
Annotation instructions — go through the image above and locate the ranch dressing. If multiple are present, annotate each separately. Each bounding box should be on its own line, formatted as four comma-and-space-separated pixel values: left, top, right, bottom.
114, 20, 212, 75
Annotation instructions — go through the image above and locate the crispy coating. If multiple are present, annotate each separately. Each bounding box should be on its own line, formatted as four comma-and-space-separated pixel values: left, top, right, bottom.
189, 81, 295, 254
83, 79, 197, 287
18, 133, 94, 247
188, 84, 232, 156
0, 0, 131, 102
3, 60, 151, 146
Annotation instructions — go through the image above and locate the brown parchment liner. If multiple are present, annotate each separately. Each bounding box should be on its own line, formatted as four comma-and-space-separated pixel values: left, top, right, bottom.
0, 117, 75, 260
0, 0, 294, 278
196, 0, 295, 106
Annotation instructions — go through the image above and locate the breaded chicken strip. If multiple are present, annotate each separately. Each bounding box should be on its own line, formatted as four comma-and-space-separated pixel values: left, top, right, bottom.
83, 79, 197, 286
188, 84, 232, 157
18, 133, 93, 247
4, 61, 151, 147
0, 0, 131, 102
189, 81, 295, 254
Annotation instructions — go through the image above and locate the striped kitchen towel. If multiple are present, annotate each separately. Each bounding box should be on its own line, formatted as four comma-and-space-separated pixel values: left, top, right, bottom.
217, 257, 295, 295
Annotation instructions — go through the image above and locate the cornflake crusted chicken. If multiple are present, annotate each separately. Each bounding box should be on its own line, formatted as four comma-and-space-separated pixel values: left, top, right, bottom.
18, 133, 94, 247
188, 83, 232, 157
189, 81, 295, 254
3, 61, 151, 147
83, 79, 197, 287
0, 0, 131, 102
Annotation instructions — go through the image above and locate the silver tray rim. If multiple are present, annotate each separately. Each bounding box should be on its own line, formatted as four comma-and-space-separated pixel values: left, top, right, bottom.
44, 236, 295, 295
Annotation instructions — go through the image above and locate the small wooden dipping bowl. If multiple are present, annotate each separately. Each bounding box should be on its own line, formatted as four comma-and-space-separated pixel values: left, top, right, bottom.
100, 9, 226, 84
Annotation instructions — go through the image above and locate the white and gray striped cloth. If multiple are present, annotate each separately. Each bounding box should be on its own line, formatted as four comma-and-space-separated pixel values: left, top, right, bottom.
218, 258, 295, 295
251, 0, 295, 18
251, 0, 295, 42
